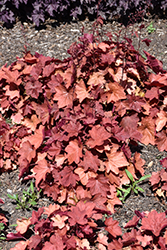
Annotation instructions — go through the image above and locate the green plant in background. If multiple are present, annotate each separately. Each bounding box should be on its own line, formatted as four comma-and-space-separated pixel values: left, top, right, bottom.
117, 169, 151, 203
141, 54, 147, 60
0, 223, 6, 241
156, 154, 163, 160
147, 21, 156, 34
7, 181, 41, 210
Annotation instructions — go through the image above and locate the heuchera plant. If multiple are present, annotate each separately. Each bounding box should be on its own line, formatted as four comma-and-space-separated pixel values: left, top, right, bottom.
0, 16, 167, 249
0, 0, 167, 26
6, 207, 167, 249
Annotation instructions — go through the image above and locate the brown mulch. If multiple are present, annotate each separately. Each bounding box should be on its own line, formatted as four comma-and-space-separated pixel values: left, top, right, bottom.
0, 15, 167, 250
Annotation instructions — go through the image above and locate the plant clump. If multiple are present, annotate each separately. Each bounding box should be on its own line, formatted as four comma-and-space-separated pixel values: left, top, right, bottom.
0, 17, 167, 249
0, 0, 167, 26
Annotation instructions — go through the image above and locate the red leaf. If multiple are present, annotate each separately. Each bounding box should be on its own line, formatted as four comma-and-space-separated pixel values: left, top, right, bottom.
98, 42, 110, 52
65, 139, 82, 164
16, 218, 31, 234
160, 157, 167, 169
86, 175, 110, 196
62, 121, 83, 137
22, 114, 40, 131
24, 52, 38, 64
53, 85, 74, 108
105, 217, 122, 237
43, 204, 60, 217
97, 232, 108, 246
22, 125, 44, 149
42, 241, 58, 250
120, 114, 142, 141
138, 117, 155, 145
63, 63, 75, 88
141, 210, 167, 236
47, 141, 61, 157
86, 125, 111, 148
33, 159, 51, 186
25, 79, 43, 99
160, 169, 167, 182
79, 150, 100, 172
32, 101, 50, 125
133, 152, 145, 176
124, 215, 140, 228
142, 38, 151, 47
0, 213, 8, 225
122, 228, 140, 245
158, 237, 166, 250
144, 51, 164, 74
150, 171, 160, 185
125, 95, 146, 113
145, 87, 159, 100
91, 194, 107, 211
65, 236, 76, 250
2, 67, 21, 85
149, 73, 167, 86
105, 144, 129, 174
87, 71, 106, 88
156, 129, 167, 151
43, 63, 55, 78
156, 110, 167, 132
6, 232, 25, 241
68, 200, 95, 226
75, 79, 90, 103
136, 235, 153, 247
28, 235, 42, 250
108, 239, 123, 250
18, 141, 36, 163
9, 240, 29, 250
47, 74, 63, 93
102, 81, 126, 103
60, 166, 79, 187
31, 207, 44, 224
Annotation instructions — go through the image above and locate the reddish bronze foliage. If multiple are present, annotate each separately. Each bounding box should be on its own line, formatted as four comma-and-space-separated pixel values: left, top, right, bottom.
1, 18, 167, 249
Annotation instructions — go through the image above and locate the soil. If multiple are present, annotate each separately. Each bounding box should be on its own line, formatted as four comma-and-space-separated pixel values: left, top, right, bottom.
0, 13, 167, 250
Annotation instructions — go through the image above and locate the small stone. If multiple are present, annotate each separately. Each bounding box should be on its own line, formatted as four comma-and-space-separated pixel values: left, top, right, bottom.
7, 189, 12, 193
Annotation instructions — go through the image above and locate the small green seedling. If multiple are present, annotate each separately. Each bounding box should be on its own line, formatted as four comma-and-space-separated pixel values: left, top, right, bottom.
7, 181, 41, 210
0, 223, 6, 241
117, 169, 151, 203
147, 22, 156, 34
141, 54, 147, 60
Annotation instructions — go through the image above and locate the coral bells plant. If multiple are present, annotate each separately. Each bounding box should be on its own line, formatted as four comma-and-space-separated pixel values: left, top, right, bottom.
0, 18, 167, 249
6, 206, 167, 249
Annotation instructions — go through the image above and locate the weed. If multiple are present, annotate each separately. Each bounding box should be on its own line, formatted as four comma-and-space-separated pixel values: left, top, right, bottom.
147, 21, 156, 34
156, 154, 163, 160
117, 170, 151, 203
0, 223, 6, 241
7, 181, 41, 210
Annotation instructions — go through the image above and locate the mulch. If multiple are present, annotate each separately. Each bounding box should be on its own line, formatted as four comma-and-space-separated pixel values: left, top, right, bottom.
0, 14, 167, 250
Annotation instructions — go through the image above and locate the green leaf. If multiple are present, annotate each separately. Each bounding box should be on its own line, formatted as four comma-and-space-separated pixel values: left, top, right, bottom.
0, 223, 5, 230
117, 189, 122, 197
118, 187, 130, 193
0, 236, 6, 240
7, 194, 17, 200
9, 224, 18, 227
137, 174, 151, 183
123, 188, 131, 199
136, 186, 145, 193
125, 169, 134, 182
142, 54, 147, 60
29, 200, 37, 206
134, 189, 138, 195
30, 181, 34, 193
